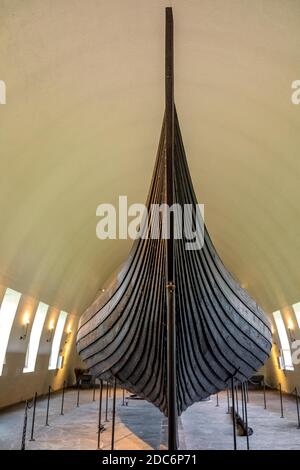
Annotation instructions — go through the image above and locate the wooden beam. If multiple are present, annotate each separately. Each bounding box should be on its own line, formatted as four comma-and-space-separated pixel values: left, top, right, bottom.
165, 6, 177, 451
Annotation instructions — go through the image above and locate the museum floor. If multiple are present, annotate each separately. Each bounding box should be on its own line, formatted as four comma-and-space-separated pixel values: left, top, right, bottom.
0, 387, 300, 450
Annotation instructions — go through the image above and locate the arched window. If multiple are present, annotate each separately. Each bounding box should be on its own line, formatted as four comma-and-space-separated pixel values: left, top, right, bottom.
23, 302, 49, 373
273, 311, 294, 371
0, 288, 22, 375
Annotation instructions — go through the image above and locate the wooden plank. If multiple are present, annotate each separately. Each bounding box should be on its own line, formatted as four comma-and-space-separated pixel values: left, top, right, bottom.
165, 6, 177, 450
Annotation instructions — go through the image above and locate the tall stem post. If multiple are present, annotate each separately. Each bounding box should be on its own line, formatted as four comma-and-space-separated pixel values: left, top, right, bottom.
165, 6, 177, 451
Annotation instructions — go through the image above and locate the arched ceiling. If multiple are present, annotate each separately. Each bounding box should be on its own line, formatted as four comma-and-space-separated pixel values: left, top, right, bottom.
0, 0, 300, 316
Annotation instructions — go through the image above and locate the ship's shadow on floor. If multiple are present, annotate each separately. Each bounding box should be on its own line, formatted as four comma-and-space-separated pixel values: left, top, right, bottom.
117, 397, 163, 449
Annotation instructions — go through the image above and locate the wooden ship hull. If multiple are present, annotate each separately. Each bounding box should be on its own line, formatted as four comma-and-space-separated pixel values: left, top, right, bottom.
76, 8, 271, 425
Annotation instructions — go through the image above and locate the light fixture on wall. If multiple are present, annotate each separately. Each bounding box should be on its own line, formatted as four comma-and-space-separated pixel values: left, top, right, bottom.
20, 312, 30, 340
65, 323, 72, 344
287, 319, 295, 343
46, 319, 55, 343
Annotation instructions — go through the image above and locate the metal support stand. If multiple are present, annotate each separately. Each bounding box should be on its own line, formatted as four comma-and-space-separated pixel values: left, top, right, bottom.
242, 382, 250, 450
216, 393, 219, 407
60, 381, 66, 415
29, 392, 37, 441
231, 376, 237, 450
97, 380, 103, 449
21, 398, 34, 450
105, 381, 109, 422
226, 387, 230, 414
21, 401, 29, 450
235, 385, 239, 415
122, 387, 125, 406
77, 379, 81, 407
166, 281, 177, 450
93, 380, 96, 402
45, 386, 51, 426
263, 379, 267, 410
279, 383, 284, 418
111, 379, 117, 451
240, 382, 245, 422
295, 387, 300, 429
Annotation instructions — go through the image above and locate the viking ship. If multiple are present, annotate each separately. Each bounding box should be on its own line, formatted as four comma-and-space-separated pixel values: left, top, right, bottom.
77, 8, 272, 447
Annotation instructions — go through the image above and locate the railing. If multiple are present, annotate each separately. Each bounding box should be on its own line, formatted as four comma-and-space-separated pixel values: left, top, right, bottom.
20, 378, 122, 451
224, 376, 300, 451
20, 377, 300, 450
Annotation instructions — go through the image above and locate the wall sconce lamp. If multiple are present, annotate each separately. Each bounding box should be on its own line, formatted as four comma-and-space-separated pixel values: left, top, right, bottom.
65, 324, 72, 344
46, 320, 55, 342
287, 319, 295, 343
20, 313, 30, 340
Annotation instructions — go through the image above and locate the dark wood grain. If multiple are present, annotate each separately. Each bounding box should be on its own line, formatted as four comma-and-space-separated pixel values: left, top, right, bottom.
76, 8, 272, 419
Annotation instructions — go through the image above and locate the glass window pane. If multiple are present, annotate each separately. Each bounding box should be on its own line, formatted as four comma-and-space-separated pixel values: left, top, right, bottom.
0, 288, 22, 375
23, 302, 48, 373
272, 310, 294, 371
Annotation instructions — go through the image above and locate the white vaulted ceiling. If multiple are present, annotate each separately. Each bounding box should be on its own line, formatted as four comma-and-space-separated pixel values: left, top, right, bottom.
0, 0, 300, 316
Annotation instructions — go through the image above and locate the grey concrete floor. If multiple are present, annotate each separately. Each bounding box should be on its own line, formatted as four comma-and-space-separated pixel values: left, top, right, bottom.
182, 389, 300, 450
0, 387, 299, 450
